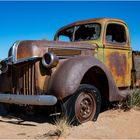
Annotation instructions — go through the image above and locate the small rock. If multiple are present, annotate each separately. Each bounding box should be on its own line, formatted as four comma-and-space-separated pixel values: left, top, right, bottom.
17, 133, 26, 136
46, 129, 61, 137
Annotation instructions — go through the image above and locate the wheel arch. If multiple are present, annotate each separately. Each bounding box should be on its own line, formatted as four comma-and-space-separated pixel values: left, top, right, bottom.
47, 56, 123, 101
81, 66, 109, 102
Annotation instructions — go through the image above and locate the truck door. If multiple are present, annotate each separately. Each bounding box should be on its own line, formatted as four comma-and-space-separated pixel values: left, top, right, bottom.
103, 22, 132, 88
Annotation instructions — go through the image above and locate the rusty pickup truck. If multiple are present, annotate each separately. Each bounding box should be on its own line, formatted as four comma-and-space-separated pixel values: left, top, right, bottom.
0, 18, 140, 124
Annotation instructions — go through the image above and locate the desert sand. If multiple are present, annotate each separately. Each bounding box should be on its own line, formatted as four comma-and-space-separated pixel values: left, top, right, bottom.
0, 108, 140, 139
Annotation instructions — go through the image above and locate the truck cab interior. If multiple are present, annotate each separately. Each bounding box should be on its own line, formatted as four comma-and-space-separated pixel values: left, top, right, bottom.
56, 23, 101, 42
106, 24, 127, 44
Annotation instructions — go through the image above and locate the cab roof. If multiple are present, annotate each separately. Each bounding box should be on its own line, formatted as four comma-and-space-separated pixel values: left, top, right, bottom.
57, 18, 127, 32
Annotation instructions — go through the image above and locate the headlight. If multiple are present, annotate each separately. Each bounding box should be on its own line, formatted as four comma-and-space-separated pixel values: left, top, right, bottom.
0, 60, 8, 74
42, 52, 59, 69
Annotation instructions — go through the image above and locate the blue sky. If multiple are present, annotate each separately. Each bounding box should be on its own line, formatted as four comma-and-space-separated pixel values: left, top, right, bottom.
0, 1, 140, 59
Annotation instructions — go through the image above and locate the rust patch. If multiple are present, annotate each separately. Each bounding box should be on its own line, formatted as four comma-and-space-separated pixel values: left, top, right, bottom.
108, 52, 127, 77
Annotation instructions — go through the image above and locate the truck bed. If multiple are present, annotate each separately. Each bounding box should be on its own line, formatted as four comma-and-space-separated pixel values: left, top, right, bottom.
132, 51, 140, 86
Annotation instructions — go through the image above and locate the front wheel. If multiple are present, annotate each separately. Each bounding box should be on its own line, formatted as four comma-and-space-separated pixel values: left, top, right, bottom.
62, 84, 101, 125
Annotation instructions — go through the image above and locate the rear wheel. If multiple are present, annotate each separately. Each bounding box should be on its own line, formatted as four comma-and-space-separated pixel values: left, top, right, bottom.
62, 84, 101, 125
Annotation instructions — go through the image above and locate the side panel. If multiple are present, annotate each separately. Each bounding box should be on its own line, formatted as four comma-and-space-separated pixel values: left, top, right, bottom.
48, 56, 123, 101
103, 22, 132, 88
94, 46, 104, 62
104, 47, 132, 87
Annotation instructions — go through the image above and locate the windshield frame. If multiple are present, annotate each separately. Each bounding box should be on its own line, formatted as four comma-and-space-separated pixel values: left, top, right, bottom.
55, 22, 101, 42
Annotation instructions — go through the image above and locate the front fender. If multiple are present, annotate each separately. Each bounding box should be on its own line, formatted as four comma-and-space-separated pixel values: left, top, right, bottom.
48, 56, 122, 101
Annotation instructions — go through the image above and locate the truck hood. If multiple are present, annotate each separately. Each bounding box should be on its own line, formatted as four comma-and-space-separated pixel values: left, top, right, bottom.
8, 40, 97, 63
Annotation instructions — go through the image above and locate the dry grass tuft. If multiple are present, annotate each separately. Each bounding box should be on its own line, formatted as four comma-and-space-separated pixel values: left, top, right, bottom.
112, 88, 140, 111
45, 116, 71, 139
53, 116, 71, 136
126, 88, 140, 109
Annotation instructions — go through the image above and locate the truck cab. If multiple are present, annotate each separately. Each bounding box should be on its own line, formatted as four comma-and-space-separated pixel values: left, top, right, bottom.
54, 18, 132, 89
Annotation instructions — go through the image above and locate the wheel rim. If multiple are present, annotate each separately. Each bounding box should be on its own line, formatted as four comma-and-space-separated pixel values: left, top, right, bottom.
75, 91, 96, 123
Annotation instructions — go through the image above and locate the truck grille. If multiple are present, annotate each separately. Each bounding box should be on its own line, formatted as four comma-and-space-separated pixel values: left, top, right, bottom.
12, 62, 36, 95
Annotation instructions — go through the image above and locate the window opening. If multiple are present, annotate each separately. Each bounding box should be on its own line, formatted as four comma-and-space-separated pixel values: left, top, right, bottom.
106, 24, 127, 44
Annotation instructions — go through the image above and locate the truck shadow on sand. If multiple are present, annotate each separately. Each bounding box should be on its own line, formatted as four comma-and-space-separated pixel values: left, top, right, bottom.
0, 102, 111, 127
0, 105, 58, 126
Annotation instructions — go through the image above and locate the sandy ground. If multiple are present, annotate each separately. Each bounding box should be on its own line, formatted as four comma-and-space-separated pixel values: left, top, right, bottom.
0, 108, 140, 139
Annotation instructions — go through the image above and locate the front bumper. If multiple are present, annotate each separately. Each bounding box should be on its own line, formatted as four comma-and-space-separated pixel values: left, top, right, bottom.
0, 93, 57, 106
